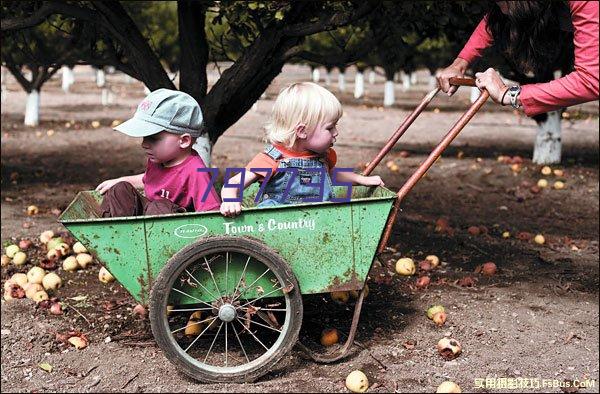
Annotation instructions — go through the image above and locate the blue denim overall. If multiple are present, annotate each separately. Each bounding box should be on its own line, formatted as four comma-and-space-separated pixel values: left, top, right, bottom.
256, 144, 334, 207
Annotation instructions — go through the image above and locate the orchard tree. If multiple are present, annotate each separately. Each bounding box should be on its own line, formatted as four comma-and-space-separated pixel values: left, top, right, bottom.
2, 0, 380, 163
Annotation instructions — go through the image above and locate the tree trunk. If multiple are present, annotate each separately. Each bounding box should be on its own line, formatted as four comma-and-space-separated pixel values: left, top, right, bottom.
192, 134, 213, 168
61, 65, 73, 92
177, 1, 208, 103
368, 69, 376, 84
470, 86, 480, 103
410, 71, 418, 85
400, 71, 410, 91
24, 89, 40, 126
96, 68, 106, 87
324, 69, 332, 86
533, 111, 562, 164
311, 67, 320, 83
354, 70, 364, 99
338, 69, 346, 92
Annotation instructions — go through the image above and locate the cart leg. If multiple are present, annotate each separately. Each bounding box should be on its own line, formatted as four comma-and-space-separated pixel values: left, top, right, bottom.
295, 285, 367, 363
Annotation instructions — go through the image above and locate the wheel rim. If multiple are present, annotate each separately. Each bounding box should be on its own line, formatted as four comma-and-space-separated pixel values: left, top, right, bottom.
159, 249, 294, 374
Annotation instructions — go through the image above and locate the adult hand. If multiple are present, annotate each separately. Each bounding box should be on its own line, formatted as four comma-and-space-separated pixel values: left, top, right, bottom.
436, 58, 469, 96
475, 68, 509, 104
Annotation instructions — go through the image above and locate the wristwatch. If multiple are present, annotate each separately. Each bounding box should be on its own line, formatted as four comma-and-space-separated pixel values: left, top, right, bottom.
506, 85, 522, 109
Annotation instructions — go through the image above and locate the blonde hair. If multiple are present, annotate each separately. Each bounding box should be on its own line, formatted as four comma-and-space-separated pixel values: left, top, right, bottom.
265, 82, 343, 148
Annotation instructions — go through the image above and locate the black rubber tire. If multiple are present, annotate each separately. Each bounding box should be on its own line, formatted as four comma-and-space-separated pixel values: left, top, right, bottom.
149, 236, 303, 383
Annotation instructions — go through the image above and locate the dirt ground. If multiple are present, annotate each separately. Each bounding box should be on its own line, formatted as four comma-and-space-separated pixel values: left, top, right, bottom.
1, 65, 599, 393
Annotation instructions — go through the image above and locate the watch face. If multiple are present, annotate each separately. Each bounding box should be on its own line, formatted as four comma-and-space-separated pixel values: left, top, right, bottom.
509, 86, 520, 93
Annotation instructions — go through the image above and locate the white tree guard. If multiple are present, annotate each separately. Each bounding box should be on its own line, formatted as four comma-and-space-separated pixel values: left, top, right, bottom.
368, 70, 376, 84
470, 87, 481, 103
533, 110, 562, 164
312, 68, 320, 83
96, 69, 106, 87
401, 72, 411, 92
354, 71, 364, 99
61, 66, 72, 92
192, 133, 213, 168
384, 80, 395, 107
324, 71, 331, 86
101, 88, 112, 106
338, 71, 346, 92
24, 89, 40, 126
1, 67, 6, 102
410, 72, 418, 85
428, 74, 438, 89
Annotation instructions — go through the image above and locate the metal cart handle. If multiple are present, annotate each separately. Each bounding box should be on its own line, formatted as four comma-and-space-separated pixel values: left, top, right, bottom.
364, 77, 489, 253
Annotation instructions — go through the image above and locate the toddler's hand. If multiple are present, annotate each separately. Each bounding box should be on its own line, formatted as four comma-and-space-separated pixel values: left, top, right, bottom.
96, 178, 123, 194
360, 175, 385, 187
220, 201, 242, 217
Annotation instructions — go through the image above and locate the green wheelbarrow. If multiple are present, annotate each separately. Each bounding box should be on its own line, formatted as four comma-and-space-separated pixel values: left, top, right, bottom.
59, 78, 485, 383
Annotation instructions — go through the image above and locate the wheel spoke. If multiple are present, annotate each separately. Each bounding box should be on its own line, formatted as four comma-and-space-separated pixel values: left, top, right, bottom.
224, 322, 228, 367
235, 318, 269, 351
171, 316, 217, 335
231, 321, 250, 363
232, 255, 251, 300
183, 318, 218, 353
239, 285, 286, 309
169, 307, 214, 313
204, 256, 224, 300
172, 288, 215, 309
184, 268, 220, 301
232, 267, 272, 302
225, 252, 229, 298
240, 307, 287, 312
245, 317, 283, 333
203, 321, 224, 363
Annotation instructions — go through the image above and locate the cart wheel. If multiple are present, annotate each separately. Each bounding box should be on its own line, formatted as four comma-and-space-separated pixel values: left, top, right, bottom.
149, 236, 302, 383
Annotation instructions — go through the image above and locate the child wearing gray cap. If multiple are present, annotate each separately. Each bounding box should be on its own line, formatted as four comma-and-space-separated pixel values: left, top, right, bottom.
96, 88, 220, 217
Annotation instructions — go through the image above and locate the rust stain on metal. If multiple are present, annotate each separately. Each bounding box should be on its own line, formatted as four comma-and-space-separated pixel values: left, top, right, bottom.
323, 269, 363, 293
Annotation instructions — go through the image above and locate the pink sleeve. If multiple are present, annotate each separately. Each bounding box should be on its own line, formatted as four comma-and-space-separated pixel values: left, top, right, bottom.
520, 1, 599, 116
457, 16, 493, 64
192, 159, 221, 212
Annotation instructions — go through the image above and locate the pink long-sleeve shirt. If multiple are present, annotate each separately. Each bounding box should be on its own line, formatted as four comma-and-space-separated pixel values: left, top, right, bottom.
458, 1, 599, 117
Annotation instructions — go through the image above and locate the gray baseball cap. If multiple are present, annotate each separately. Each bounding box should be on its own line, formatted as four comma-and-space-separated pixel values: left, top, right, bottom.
114, 88, 204, 137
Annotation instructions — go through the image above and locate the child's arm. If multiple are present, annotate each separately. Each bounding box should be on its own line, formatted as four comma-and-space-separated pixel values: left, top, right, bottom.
220, 170, 262, 217
95, 173, 145, 194
334, 171, 385, 187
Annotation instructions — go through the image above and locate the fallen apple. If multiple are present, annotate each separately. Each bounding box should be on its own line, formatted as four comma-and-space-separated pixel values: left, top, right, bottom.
98, 267, 115, 283
502, 231, 510, 238
534, 234, 545, 245
386, 160, 395, 169
427, 305, 445, 320
415, 276, 431, 289
553, 169, 564, 177
480, 262, 497, 276
132, 304, 147, 319
345, 370, 369, 393
331, 291, 349, 304
33, 290, 49, 303
12, 251, 27, 266
11, 273, 28, 288
42, 272, 62, 291
541, 166, 552, 175
1, 255, 10, 267
27, 266, 46, 284
510, 163, 521, 173
91, 120, 101, 128
395, 257, 416, 276
62, 256, 79, 272
47, 237, 65, 251
436, 381, 462, 393
68, 336, 88, 349
76, 253, 93, 268
185, 312, 204, 336
18, 239, 33, 250
50, 302, 63, 315
320, 328, 339, 347
425, 255, 440, 268
47, 249, 62, 261
537, 179, 548, 188
166, 305, 174, 316
418, 260, 432, 272
390, 163, 400, 172
437, 337, 462, 360
72, 242, 87, 254
56, 243, 70, 256
25, 283, 44, 299
553, 181, 565, 190
467, 226, 481, 236
40, 230, 55, 244
432, 311, 447, 327
26, 205, 39, 215
5, 244, 20, 258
